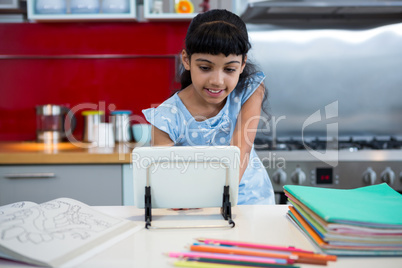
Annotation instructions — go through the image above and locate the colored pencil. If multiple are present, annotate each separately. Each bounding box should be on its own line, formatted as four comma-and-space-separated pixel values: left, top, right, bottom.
168, 251, 292, 264
173, 260, 288, 268
191, 258, 299, 268
190, 244, 327, 265
197, 238, 337, 262
198, 238, 313, 254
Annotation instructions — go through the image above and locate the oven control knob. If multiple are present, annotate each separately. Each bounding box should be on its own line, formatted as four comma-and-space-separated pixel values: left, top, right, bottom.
272, 168, 287, 185
380, 167, 395, 185
291, 167, 306, 185
362, 167, 377, 185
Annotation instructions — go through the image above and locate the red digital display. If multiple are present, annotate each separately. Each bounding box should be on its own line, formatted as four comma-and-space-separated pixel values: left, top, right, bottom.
316, 168, 333, 184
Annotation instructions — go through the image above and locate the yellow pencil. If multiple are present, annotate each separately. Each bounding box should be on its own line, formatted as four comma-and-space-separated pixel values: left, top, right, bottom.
173, 260, 261, 268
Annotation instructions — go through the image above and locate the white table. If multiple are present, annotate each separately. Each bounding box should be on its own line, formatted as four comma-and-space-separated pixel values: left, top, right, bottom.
1, 205, 401, 268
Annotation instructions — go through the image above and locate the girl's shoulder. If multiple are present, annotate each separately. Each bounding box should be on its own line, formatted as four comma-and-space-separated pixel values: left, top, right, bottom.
143, 93, 182, 114
233, 71, 266, 104
142, 92, 192, 129
246, 71, 265, 85
253, 71, 265, 78
142, 93, 185, 143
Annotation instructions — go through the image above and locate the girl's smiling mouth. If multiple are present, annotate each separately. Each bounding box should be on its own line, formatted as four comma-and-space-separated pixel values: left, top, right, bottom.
205, 87, 224, 96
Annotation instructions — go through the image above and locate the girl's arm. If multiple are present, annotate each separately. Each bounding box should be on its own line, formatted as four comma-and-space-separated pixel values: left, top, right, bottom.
231, 83, 265, 183
151, 125, 174, 146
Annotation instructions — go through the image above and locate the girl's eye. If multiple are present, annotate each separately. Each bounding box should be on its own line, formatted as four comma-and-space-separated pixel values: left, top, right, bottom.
199, 66, 210, 71
225, 68, 236, 73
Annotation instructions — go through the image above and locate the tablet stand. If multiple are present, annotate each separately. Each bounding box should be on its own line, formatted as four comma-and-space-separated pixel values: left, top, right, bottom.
144, 185, 235, 229
143, 159, 236, 230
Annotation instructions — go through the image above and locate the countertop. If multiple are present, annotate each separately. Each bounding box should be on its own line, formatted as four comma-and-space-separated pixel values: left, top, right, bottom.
0, 141, 137, 164
0, 205, 400, 268
4, 141, 401, 165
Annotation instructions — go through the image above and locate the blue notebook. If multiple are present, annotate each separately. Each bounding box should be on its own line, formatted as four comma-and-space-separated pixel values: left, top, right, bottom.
284, 183, 402, 228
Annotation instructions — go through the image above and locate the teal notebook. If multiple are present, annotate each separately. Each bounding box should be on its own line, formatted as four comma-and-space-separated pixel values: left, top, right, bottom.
283, 183, 402, 228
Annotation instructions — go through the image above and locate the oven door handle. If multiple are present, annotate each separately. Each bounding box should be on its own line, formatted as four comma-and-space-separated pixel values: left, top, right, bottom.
4, 173, 56, 179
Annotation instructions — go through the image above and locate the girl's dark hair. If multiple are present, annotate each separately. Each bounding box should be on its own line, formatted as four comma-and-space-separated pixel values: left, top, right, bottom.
177, 9, 269, 118
180, 9, 257, 91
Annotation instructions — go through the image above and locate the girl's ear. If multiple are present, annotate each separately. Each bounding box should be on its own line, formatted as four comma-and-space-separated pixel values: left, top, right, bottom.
240, 55, 247, 74
181, 50, 191, 71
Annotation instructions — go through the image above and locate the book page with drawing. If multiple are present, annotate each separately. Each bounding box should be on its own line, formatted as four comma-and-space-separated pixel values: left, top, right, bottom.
0, 198, 142, 267
0, 201, 37, 216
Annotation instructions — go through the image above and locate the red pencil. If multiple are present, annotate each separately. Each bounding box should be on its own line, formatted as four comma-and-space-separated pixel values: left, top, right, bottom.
199, 238, 313, 254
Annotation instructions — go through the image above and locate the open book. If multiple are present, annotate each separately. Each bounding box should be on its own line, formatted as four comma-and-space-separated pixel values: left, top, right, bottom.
0, 198, 142, 267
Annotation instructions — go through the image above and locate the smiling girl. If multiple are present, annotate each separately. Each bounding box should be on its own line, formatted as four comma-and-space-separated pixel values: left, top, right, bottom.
143, 9, 275, 205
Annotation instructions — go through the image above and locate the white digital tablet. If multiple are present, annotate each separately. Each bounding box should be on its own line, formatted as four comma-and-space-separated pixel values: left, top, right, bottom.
132, 146, 240, 209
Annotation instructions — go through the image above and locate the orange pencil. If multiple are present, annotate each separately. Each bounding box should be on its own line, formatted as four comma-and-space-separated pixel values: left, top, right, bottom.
199, 238, 337, 262
297, 252, 337, 262
190, 245, 328, 265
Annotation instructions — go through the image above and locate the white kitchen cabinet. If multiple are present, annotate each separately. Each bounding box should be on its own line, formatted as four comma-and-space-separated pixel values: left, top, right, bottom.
143, 0, 237, 21
27, 0, 137, 22
0, 165, 123, 206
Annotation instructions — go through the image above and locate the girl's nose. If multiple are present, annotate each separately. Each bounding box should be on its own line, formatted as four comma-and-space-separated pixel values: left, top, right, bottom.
209, 71, 224, 86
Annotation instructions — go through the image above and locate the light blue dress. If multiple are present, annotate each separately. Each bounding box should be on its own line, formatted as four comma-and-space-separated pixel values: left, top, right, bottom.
143, 72, 275, 205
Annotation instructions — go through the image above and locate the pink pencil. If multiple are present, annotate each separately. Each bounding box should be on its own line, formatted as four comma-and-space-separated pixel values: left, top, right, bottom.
168, 251, 292, 264
199, 238, 314, 254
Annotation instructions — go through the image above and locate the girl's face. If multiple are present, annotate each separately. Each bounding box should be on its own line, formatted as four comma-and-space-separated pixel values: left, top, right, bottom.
182, 51, 246, 107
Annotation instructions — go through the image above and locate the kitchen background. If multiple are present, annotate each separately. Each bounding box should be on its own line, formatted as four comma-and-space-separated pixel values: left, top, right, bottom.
0, 20, 188, 141
0, 0, 199, 141
0, 0, 242, 206
0, 0, 242, 142
1, 0, 402, 205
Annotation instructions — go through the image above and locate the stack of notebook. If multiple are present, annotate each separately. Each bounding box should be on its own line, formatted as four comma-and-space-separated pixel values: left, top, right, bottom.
284, 183, 402, 256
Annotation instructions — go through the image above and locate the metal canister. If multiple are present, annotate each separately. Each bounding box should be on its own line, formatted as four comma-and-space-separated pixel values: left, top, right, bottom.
36, 104, 72, 143
110, 110, 132, 143
82, 110, 104, 142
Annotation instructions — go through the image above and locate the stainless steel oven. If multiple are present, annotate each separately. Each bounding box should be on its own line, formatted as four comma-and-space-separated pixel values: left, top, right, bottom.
256, 140, 402, 204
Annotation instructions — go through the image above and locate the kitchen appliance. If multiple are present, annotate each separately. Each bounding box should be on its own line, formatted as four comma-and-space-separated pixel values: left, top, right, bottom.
36, 104, 72, 143
240, 1, 402, 203
241, 0, 402, 24
255, 137, 402, 204
82, 110, 104, 142
110, 110, 132, 143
